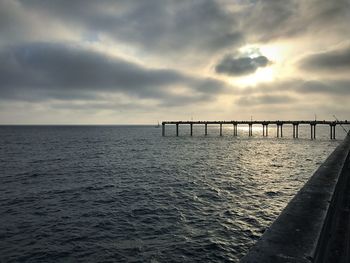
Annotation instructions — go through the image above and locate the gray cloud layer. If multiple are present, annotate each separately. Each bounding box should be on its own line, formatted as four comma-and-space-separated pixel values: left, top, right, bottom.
215, 54, 271, 76
231, 77, 350, 109
15, 0, 243, 54
236, 94, 296, 106
299, 45, 350, 72
0, 43, 226, 104
3, 0, 348, 53
242, 0, 350, 42
234, 78, 350, 96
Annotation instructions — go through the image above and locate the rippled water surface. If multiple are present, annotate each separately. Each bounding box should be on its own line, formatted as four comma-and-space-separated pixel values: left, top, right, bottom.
0, 125, 345, 262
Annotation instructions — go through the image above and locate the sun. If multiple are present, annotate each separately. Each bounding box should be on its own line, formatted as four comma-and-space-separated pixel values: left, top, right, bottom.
259, 44, 284, 63
233, 67, 276, 86
230, 44, 284, 87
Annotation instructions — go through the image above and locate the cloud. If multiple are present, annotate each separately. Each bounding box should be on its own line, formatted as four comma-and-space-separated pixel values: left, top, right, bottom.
298, 80, 350, 95
0, 42, 226, 105
241, 0, 350, 42
231, 78, 350, 109
299, 45, 350, 72
16, 0, 243, 54
215, 54, 271, 76
236, 94, 296, 106
4, 0, 349, 52
241, 0, 300, 41
0, 0, 78, 47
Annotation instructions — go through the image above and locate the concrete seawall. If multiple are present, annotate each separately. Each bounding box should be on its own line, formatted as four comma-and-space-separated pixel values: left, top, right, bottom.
241, 134, 350, 262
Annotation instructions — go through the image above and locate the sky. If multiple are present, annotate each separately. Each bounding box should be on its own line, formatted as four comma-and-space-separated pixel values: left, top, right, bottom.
1, 0, 350, 124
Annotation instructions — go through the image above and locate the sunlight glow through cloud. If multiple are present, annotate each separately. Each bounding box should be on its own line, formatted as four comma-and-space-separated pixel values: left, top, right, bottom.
234, 67, 276, 87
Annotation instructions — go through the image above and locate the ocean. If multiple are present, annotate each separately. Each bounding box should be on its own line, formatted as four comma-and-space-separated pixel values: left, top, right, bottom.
0, 125, 346, 262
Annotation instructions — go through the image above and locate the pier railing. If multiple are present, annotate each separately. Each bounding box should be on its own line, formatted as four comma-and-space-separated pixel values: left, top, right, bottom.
162, 120, 350, 139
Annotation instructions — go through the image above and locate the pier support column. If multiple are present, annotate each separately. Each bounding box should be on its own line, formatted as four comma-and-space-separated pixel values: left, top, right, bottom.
162, 123, 165, 136
293, 124, 296, 138
205, 123, 208, 136
310, 124, 316, 140
266, 124, 268, 136
249, 124, 252, 136
276, 124, 283, 137
280, 124, 283, 137
332, 125, 336, 140
311, 124, 313, 140
176, 123, 179, 136
220, 123, 222, 136
262, 124, 268, 137
190, 123, 193, 136
296, 124, 299, 138
262, 125, 265, 137
330, 124, 336, 140
293, 124, 299, 138
314, 124, 316, 139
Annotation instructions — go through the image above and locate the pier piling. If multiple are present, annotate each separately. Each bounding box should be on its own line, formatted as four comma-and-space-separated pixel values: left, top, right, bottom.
233, 124, 237, 136
330, 124, 336, 140
280, 124, 283, 137
292, 123, 299, 138
292, 124, 296, 138
311, 124, 317, 140
264, 124, 269, 137
332, 125, 336, 140
296, 124, 299, 138
262, 125, 265, 137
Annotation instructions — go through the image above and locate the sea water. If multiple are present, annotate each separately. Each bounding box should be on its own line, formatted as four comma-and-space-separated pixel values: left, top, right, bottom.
0, 125, 345, 262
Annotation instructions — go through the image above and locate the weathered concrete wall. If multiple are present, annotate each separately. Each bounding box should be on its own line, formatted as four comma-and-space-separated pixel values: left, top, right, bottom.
241, 134, 350, 263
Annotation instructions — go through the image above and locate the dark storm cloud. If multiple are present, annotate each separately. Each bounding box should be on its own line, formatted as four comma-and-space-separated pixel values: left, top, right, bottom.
17, 0, 243, 53
236, 94, 296, 106
299, 46, 350, 72
215, 54, 271, 76
0, 43, 226, 103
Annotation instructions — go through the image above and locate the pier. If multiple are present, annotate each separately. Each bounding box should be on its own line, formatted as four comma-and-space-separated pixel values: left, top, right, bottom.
241, 133, 350, 262
162, 120, 349, 139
